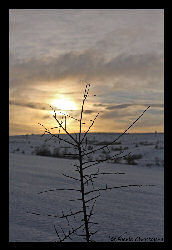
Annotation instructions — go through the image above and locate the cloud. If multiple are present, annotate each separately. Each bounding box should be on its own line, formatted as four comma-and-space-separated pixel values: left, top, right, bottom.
100, 102, 164, 120
83, 110, 95, 114
93, 103, 107, 107
106, 104, 133, 110
105, 53, 163, 80
101, 109, 134, 120
9, 10, 164, 134
9, 9, 163, 61
106, 103, 164, 110
9, 100, 50, 111
41, 114, 51, 120
10, 50, 163, 90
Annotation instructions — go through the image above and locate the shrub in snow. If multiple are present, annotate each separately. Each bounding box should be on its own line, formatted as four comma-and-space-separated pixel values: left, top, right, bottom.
155, 141, 159, 149
125, 154, 142, 165
33, 144, 52, 157
52, 147, 61, 157
154, 157, 160, 166
87, 145, 93, 150
140, 141, 154, 146
96, 140, 121, 145
111, 157, 121, 164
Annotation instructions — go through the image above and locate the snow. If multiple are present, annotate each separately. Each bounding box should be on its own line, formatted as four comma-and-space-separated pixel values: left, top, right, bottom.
9, 133, 164, 242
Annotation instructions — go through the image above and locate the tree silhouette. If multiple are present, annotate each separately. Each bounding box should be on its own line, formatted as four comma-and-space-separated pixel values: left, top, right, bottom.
33, 83, 151, 242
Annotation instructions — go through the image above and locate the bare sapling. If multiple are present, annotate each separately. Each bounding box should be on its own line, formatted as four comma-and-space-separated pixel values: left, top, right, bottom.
31, 83, 152, 242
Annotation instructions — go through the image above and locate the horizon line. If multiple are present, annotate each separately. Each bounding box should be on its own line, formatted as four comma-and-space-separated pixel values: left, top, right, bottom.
9, 131, 164, 136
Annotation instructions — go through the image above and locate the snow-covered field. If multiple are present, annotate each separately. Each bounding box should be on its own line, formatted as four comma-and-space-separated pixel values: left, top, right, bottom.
9, 133, 164, 242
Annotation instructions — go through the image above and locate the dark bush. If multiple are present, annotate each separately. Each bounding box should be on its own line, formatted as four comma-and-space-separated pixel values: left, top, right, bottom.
87, 145, 93, 150
139, 141, 154, 146
52, 147, 61, 157
111, 146, 128, 151
125, 154, 142, 165
111, 157, 121, 164
111, 146, 122, 151
96, 141, 121, 146
34, 144, 52, 157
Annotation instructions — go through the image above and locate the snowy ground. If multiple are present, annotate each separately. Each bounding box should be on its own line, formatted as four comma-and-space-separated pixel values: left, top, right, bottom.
9, 133, 164, 242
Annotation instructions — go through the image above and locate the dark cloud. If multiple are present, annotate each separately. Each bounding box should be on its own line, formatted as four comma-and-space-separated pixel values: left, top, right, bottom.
101, 109, 135, 119
42, 114, 51, 120
105, 53, 163, 80
10, 50, 163, 89
9, 100, 49, 111
101, 103, 164, 120
83, 110, 95, 114
106, 103, 164, 110
93, 103, 107, 107
106, 104, 133, 110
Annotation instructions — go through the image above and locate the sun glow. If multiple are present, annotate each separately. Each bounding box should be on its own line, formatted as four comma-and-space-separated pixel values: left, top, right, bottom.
51, 98, 77, 111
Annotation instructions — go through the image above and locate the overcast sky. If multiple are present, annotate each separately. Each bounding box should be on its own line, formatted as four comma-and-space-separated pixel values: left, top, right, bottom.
9, 9, 164, 135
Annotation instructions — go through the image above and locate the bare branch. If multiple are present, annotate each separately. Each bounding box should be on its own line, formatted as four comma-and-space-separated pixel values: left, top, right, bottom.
83, 106, 150, 156
83, 151, 131, 170
38, 187, 80, 194
55, 222, 85, 242
84, 184, 156, 196
82, 150, 125, 166
81, 112, 99, 144
99, 172, 125, 175
84, 175, 98, 186
54, 225, 62, 242
85, 194, 100, 204
27, 210, 59, 219
87, 199, 97, 222
62, 173, 80, 182
53, 114, 78, 144
59, 111, 80, 122
50, 105, 79, 145
38, 123, 77, 147
83, 171, 125, 184
79, 84, 91, 142
60, 210, 83, 219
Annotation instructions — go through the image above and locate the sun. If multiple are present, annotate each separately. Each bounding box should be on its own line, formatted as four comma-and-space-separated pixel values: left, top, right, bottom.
51, 98, 77, 111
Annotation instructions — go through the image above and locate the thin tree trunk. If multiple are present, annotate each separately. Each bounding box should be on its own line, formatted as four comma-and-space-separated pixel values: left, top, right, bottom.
78, 97, 90, 241
78, 145, 90, 242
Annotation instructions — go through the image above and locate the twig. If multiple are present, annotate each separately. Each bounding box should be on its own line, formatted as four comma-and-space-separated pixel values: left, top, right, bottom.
38, 123, 77, 147
60, 210, 83, 219
54, 222, 85, 242
83, 151, 131, 170
54, 225, 62, 242
62, 173, 80, 182
59, 111, 80, 122
82, 150, 125, 166
84, 184, 156, 196
83, 106, 150, 156
50, 105, 79, 145
85, 194, 100, 204
81, 112, 99, 143
38, 187, 80, 194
